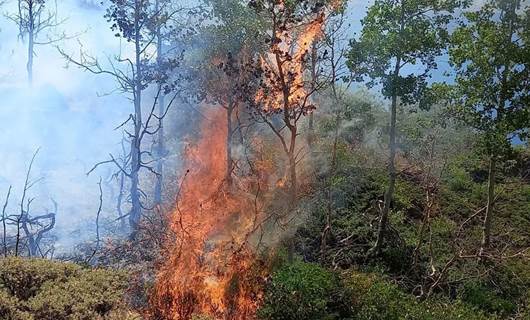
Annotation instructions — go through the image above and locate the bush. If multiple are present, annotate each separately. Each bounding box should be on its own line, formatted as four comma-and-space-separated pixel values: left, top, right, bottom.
258, 260, 349, 320
0, 290, 33, 320
460, 282, 516, 316
344, 270, 495, 320
0, 257, 132, 320
0, 256, 80, 300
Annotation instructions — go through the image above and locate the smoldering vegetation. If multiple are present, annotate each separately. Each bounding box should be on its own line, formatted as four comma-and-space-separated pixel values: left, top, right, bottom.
0, 0, 529, 319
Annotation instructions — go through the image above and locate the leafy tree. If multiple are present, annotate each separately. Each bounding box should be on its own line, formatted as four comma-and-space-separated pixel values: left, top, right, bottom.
198, 0, 265, 186
346, 0, 466, 255
449, 0, 530, 256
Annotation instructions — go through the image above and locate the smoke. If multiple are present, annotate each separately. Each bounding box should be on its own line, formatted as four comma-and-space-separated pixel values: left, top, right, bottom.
0, 0, 488, 254
0, 0, 131, 251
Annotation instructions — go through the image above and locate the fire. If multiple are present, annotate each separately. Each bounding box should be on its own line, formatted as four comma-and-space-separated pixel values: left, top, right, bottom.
151, 3, 334, 319
151, 108, 267, 320
255, 6, 325, 112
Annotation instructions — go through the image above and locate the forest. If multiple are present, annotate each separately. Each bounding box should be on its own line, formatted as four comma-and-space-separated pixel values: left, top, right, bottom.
0, 0, 528, 319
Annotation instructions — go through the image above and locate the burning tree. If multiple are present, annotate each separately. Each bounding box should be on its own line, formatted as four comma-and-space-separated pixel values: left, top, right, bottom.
198, 0, 266, 187
200, 52, 257, 187
150, 1, 340, 319
250, 0, 333, 204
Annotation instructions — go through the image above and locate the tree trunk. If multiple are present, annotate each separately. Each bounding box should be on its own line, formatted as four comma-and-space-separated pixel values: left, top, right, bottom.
321, 47, 341, 258
154, 93, 164, 205
129, 5, 143, 237
154, 0, 165, 206
480, 155, 496, 255
117, 171, 127, 232
27, 13, 34, 85
321, 110, 340, 257
369, 56, 401, 256
288, 152, 297, 204
226, 101, 234, 186
275, 48, 299, 205
2, 186, 11, 257
307, 42, 318, 148
288, 123, 298, 205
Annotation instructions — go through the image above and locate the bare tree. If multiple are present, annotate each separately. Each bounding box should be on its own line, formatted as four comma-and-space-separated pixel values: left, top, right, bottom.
2, 149, 57, 257
7, 0, 67, 84
87, 177, 103, 264
20, 200, 56, 257
316, 11, 354, 256
15, 148, 41, 256
59, 0, 193, 238
153, 0, 167, 206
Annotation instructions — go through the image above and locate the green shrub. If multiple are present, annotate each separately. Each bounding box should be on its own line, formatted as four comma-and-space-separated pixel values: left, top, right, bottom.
28, 269, 128, 320
460, 282, 516, 316
344, 270, 494, 320
0, 257, 130, 320
258, 260, 349, 320
0, 257, 80, 300
0, 290, 33, 320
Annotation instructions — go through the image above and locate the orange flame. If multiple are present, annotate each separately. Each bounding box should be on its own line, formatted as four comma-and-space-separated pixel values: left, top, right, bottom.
152, 4, 335, 319
152, 108, 267, 320
255, 11, 325, 112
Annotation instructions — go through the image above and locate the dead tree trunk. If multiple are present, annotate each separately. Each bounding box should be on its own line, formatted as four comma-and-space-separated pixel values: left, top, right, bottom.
307, 42, 318, 148
2, 186, 12, 257
27, 8, 34, 85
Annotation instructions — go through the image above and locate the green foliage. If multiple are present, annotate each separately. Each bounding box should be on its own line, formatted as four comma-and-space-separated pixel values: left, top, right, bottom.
0, 257, 80, 301
460, 282, 516, 316
344, 271, 494, 320
294, 85, 530, 317
449, 0, 530, 154
202, 0, 266, 56
347, 0, 466, 104
258, 260, 349, 320
28, 269, 128, 320
295, 158, 385, 266
0, 290, 32, 320
0, 257, 132, 320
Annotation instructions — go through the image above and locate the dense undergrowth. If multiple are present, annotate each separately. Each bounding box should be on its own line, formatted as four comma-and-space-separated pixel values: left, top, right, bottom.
0, 257, 139, 320
277, 94, 530, 319
2, 96, 529, 320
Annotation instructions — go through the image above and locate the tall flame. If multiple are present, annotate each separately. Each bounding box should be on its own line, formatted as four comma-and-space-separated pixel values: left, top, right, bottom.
151, 108, 267, 320
151, 5, 333, 319
255, 9, 325, 112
